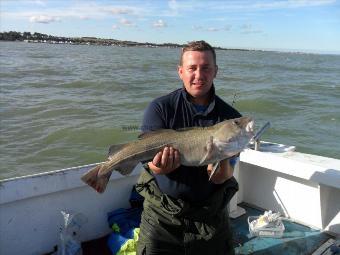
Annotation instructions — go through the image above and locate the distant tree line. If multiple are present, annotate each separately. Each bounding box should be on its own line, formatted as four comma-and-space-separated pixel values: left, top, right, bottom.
0, 31, 184, 48
0, 31, 248, 51
1, 31, 68, 41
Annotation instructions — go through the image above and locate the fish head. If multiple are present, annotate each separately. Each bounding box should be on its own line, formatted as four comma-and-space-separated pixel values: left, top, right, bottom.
213, 116, 254, 157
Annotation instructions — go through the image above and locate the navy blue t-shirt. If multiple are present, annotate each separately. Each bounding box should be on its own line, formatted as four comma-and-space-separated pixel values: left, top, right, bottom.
141, 86, 241, 203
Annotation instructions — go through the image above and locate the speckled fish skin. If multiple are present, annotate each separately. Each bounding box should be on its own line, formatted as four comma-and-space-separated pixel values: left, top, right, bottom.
81, 116, 254, 193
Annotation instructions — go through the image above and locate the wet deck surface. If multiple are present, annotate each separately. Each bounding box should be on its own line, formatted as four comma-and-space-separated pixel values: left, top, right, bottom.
232, 203, 333, 254
81, 203, 333, 255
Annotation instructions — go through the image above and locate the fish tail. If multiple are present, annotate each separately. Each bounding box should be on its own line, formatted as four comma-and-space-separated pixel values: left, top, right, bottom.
81, 164, 112, 193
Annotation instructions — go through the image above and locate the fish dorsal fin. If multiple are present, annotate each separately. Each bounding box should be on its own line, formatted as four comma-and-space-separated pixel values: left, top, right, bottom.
138, 129, 176, 139
108, 143, 129, 157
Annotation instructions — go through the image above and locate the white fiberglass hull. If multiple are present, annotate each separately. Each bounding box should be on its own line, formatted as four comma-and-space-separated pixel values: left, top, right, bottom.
1, 142, 339, 255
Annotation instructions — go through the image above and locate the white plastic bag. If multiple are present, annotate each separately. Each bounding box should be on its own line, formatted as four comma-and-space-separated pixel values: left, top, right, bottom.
59, 211, 87, 255
248, 210, 284, 238
251, 210, 281, 229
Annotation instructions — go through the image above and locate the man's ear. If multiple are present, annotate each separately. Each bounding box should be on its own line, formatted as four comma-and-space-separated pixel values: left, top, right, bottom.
214, 65, 218, 78
177, 65, 183, 79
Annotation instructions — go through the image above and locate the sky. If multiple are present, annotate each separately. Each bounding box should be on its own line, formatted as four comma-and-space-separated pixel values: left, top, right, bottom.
1, 0, 340, 54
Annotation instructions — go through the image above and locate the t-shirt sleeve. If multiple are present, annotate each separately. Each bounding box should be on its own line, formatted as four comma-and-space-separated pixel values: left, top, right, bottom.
141, 100, 165, 133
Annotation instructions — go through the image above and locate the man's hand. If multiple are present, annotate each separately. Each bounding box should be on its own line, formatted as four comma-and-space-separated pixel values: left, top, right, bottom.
207, 158, 235, 184
148, 146, 181, 174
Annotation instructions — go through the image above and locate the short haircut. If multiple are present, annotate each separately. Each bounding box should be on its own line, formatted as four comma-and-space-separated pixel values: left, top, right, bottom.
179, 40, 216, 66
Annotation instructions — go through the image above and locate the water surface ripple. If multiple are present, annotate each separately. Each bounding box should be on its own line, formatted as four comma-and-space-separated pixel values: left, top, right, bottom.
1, 41, 339, 179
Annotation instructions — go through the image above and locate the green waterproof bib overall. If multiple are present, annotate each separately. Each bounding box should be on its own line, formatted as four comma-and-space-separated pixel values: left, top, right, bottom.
135, 166, 238, 255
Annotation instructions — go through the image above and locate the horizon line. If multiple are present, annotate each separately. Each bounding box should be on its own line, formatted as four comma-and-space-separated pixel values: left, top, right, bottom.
1, 30, 340, 56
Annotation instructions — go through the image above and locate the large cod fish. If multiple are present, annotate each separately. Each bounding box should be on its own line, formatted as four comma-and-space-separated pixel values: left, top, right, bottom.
82, 116, 254, 193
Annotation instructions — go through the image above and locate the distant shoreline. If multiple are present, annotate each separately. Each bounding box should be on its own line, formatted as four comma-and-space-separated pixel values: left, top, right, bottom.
0, 31, 253, 52
1, 31, 339, 55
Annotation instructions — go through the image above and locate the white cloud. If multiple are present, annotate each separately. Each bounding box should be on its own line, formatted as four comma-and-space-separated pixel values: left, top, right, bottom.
153, 19, 167, 28
207, 27, 219, 32
193, 25, 232, 32
79, 16, 90, 20
29, 15, 60, 24
3, 0, 337, 23
252, 0, 336, 9
112, 24, 120, 30
241, 24, 252, 30
240, 24, 263, 34
211, 0, 336, 11
168, 0, 179, 11
3, 3, 145, 22
33, 0, 47, 6
105, 7, 136, 15
119, 18, 135, 27
193, 25, 219, 32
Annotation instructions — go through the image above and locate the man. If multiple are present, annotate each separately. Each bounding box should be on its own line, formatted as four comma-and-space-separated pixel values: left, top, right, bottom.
136, 41, 241, 255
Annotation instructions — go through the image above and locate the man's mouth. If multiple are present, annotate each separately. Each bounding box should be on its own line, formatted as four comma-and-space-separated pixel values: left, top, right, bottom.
192, 82, 205, 86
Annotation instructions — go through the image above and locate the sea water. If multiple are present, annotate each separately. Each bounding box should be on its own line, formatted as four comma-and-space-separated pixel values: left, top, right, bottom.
0, 41, 339, 179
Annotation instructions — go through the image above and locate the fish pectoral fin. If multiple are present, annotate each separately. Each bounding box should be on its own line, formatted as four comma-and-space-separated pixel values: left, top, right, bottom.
209, 162, 220, 181
199, 136, 215, 165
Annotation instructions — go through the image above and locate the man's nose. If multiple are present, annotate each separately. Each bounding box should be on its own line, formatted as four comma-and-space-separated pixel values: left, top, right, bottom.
194, 68, 204, 78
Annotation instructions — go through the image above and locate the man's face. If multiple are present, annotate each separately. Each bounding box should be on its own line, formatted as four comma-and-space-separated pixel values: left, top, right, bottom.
178, 50, 218, 104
